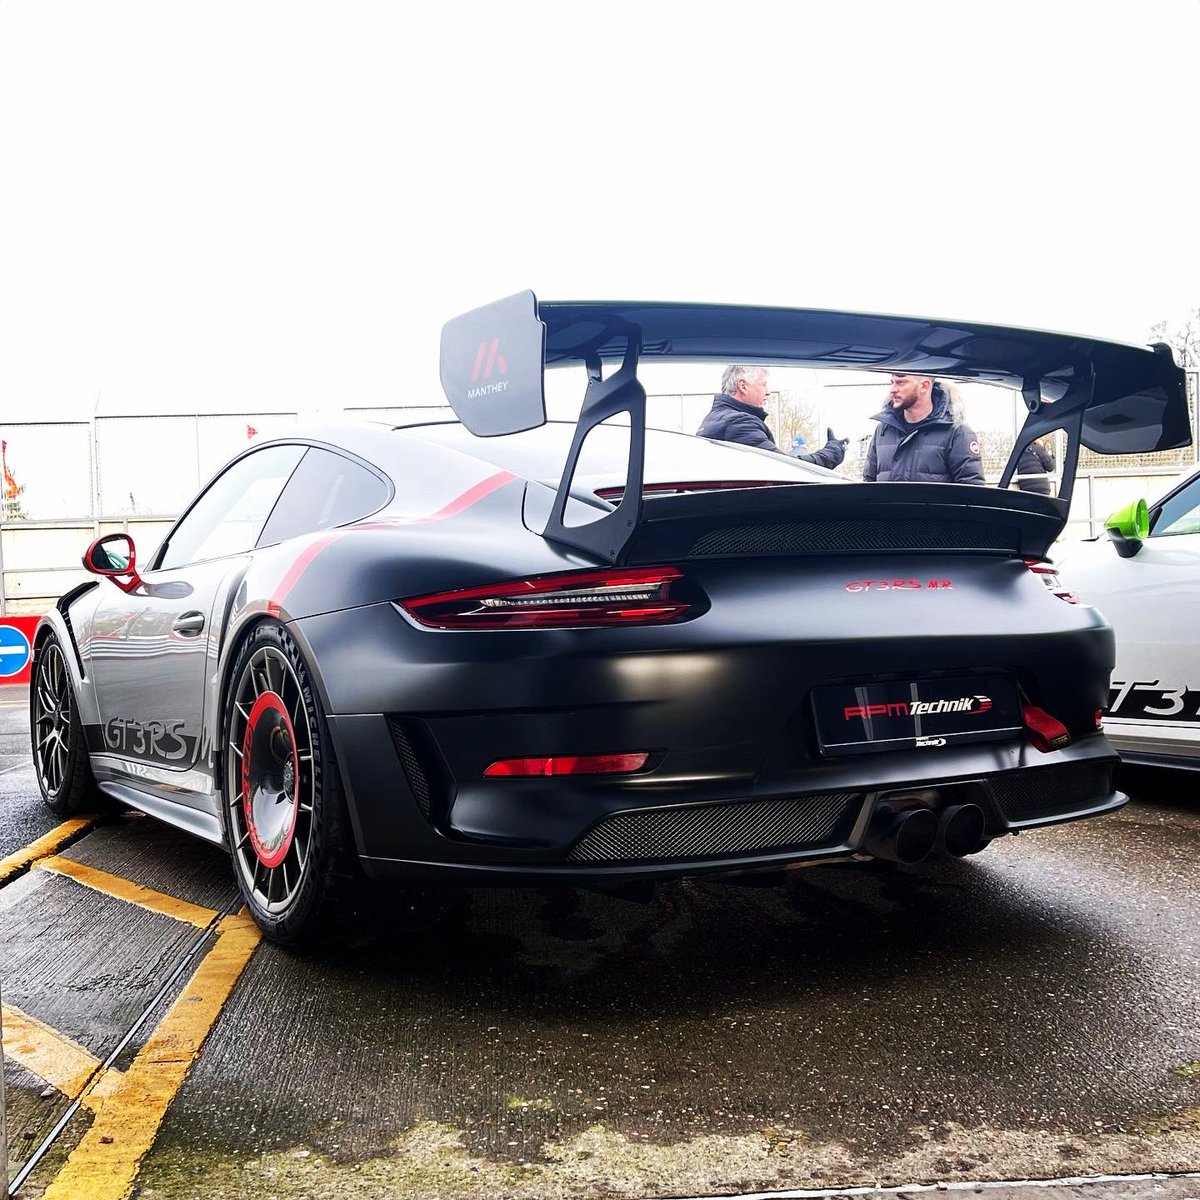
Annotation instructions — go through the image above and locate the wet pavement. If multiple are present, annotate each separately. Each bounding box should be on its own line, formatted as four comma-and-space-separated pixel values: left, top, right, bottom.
0, 690, 57, 863
2, 684, 1200, 1199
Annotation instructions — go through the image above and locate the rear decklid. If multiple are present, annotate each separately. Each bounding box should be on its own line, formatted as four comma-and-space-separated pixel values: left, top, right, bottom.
622, 481, 1063, 563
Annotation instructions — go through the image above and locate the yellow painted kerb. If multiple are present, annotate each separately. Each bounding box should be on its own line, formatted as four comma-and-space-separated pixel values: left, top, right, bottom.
1, 1002, 124, 1109
37, 855, 218, 929
42, 909, 262, 1200
0, 817, 97, 886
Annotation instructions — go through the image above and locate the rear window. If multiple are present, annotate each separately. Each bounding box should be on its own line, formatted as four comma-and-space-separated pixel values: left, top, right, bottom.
258, 447, 390, 546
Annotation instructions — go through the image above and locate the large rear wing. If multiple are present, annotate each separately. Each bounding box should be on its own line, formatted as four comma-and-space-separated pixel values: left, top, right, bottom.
440, 292, 1191, 563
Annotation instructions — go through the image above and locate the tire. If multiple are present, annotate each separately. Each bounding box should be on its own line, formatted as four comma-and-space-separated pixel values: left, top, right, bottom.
222, 621, 361, 946
30, 632, 100, 815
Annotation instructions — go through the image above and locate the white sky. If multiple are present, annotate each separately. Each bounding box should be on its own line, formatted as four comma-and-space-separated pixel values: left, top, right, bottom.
1, 1, 1198, 423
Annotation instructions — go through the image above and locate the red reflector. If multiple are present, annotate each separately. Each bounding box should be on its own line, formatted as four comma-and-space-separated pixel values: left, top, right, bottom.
1022, 705, 1071, 753
484, 752, 650, 778
1094, 709, 1104, 729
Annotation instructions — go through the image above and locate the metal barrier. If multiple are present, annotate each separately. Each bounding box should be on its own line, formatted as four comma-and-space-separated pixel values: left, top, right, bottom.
1, 392, 1196, 615
0, 414, 296, 615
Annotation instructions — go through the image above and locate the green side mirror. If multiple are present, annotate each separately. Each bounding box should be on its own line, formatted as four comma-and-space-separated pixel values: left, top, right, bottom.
1104, 498, 1149, 558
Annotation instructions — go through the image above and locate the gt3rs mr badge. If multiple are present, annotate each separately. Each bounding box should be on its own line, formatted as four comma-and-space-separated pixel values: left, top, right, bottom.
844, 579, 953, 592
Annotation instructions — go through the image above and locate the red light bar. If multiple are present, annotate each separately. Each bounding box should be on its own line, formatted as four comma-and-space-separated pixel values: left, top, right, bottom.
484, 752, 650, 778
595, 480, 804, 500
401, 566, 692, 630
1022, 705, 1071, 753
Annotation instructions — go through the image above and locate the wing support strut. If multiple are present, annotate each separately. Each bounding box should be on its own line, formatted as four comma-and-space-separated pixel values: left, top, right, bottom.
540, 327, 646, 565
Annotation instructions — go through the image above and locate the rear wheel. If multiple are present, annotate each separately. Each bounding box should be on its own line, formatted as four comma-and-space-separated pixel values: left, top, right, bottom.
223, 622, 358, 946
30, 633, 100, 815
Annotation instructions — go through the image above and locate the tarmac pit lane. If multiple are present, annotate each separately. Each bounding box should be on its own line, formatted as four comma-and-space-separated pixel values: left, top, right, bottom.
3, 702, 1200, 1200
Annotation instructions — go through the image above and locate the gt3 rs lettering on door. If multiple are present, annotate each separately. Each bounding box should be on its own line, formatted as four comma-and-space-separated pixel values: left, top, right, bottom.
85, 445, 307, 768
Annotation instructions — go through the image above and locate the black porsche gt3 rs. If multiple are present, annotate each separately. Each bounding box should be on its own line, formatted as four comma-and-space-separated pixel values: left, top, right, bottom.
30, 294, 1192, 944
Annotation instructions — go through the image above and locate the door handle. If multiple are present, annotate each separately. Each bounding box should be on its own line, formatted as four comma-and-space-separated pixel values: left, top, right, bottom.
172, 611, 206, 636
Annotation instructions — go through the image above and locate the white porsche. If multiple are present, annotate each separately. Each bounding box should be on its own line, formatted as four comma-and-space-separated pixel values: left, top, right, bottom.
1057, 464, 1200, 771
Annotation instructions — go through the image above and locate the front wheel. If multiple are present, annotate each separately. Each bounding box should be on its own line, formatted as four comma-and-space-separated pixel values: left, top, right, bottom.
223, 622, 358, 946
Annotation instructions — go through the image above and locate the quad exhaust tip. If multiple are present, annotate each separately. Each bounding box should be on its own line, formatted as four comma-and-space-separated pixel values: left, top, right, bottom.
863, 805, 939, 864
936, 803, 988, 858
865, 800, 989, 864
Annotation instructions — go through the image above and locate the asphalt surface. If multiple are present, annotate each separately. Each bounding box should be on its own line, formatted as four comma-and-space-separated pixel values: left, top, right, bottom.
0, 690, 56, 862
3, 685, 1200, 1200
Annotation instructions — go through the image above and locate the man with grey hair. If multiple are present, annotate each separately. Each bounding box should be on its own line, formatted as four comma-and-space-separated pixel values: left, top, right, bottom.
697, 365, 847, 469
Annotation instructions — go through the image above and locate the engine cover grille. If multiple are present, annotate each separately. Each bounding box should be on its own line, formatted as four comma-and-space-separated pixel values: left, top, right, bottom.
566, 792, 861, 864
688, 518, 1017, 557
988, 760, 1116, 825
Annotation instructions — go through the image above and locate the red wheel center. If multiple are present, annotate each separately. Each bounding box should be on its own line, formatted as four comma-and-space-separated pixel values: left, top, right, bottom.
241, 690, 300, 869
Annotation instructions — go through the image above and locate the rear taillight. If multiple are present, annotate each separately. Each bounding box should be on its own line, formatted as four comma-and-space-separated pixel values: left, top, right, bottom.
400, 566, 694, 630
484, 752, 650, 777
1024, 559, 1078, 604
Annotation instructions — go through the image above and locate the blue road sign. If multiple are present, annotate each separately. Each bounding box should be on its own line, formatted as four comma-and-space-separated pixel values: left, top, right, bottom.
0, 624, 32, 678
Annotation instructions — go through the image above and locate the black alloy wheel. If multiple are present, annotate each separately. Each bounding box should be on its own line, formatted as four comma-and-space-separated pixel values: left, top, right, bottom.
31, 632, 99, 814
223, 621, 356, 945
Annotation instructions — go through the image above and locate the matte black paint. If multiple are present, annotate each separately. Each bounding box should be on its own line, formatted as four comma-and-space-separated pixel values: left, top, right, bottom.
37, 408, 1129, 891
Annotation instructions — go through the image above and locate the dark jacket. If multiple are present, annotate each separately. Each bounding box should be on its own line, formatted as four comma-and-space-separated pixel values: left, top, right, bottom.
697, 394, 776, 449
697, 395, 846, 470
863, 388, 986, 484
1015, 441, 1055, 494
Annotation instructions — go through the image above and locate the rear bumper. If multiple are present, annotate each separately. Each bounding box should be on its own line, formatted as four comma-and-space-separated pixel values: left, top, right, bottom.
324, 707, 1123, 884
291, 569, 1120, 885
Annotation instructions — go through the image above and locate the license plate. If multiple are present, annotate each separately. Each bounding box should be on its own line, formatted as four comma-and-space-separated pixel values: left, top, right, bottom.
812, 675, 1023, 757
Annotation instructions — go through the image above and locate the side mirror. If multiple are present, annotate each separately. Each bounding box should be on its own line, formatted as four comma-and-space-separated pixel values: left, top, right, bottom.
83, 533, 143, 593
1104, 498, 1149, 559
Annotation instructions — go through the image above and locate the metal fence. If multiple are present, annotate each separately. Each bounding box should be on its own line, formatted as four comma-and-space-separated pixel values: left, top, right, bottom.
0, 414, 296, 614
2, 381, 1197, 614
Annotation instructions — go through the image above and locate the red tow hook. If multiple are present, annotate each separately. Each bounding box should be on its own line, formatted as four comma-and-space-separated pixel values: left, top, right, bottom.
1022, 705, 1071, 753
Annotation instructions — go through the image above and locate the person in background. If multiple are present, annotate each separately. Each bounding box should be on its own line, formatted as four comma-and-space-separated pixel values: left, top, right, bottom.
863, 373, 985, 484
1014, 436, 1055, 494
697, 365, 847, 469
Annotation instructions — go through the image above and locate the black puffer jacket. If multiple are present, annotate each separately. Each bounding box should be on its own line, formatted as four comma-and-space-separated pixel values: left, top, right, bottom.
1015, 441, 1055, 494
697, 394, 776, 449
863, 388, 985, 484
697, 395, 846, 470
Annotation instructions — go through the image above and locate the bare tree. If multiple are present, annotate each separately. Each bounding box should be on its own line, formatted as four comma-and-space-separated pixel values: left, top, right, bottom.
1150, 308, 1200, 370
770, 389, 822, 452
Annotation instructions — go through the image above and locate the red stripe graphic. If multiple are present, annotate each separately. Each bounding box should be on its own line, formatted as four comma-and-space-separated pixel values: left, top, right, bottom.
400, 469, 517, 525
266, 470, 518, 617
